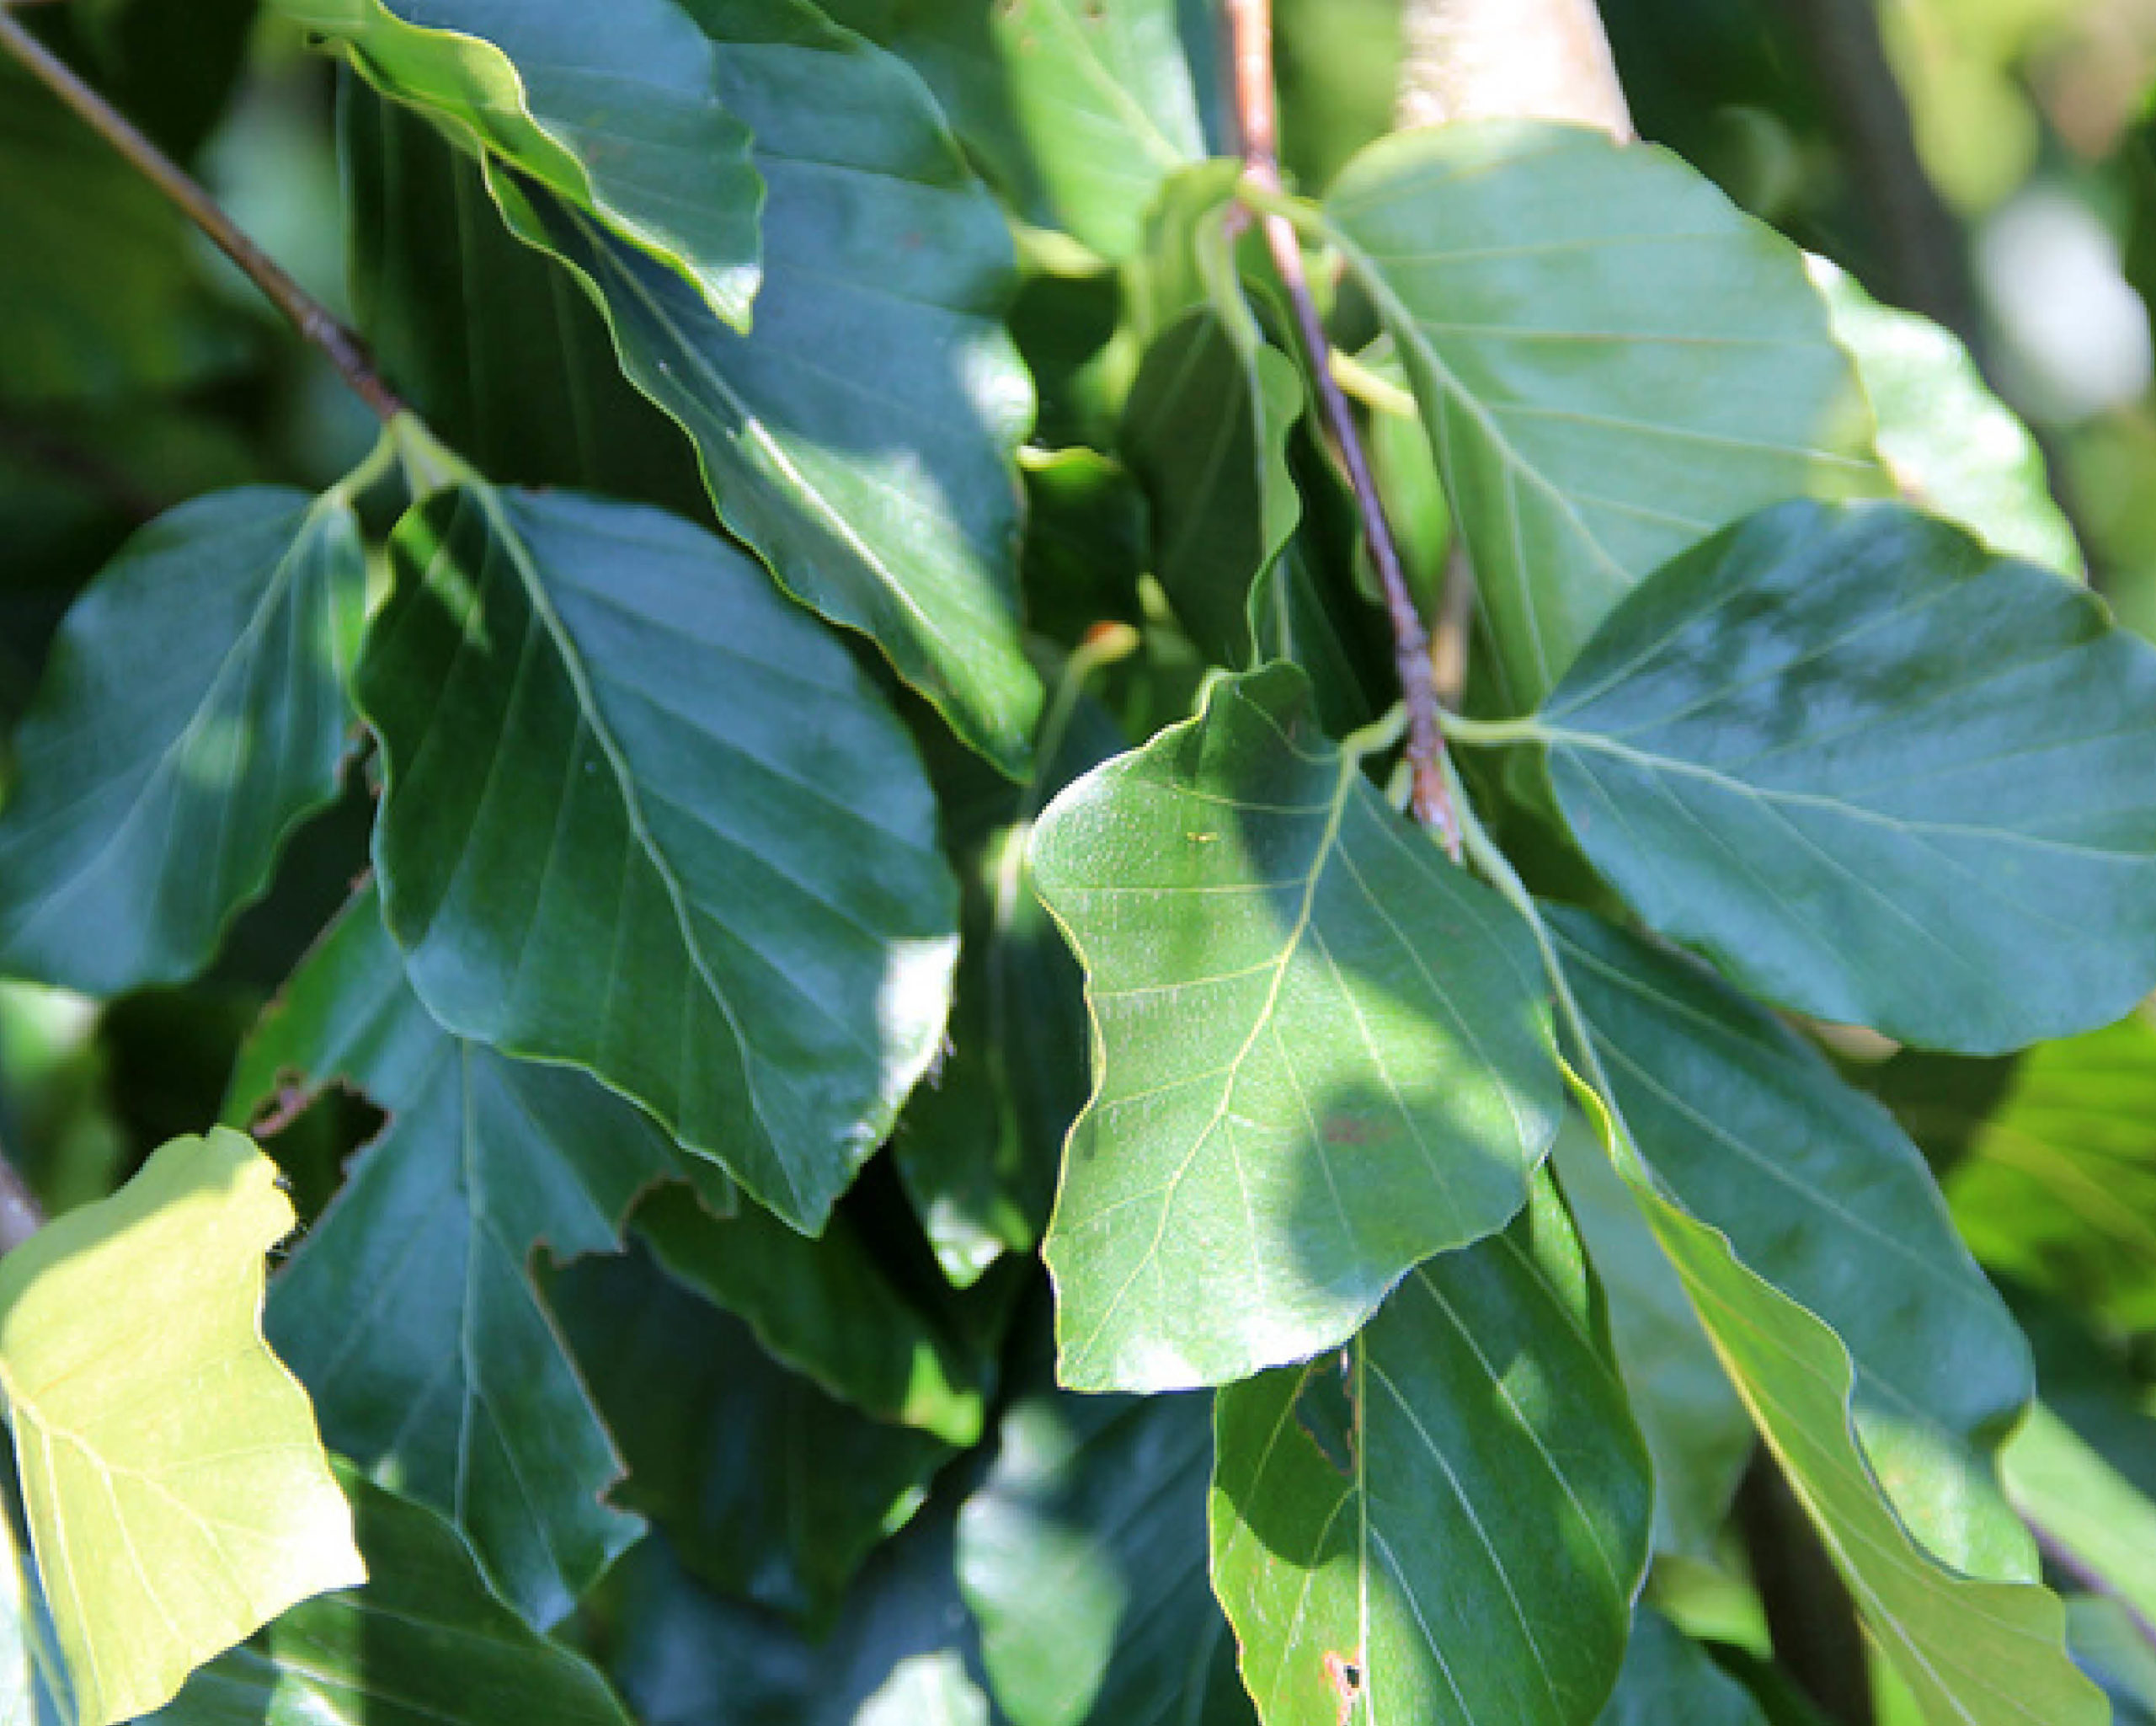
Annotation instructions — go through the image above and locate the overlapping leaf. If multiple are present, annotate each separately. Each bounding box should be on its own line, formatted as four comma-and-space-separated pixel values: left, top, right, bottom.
356, 484, 958, 1229
821, 0, 1210, 260
1211, 1195, 1652, 1726
1325, 120, 1877, 709
147, 1467, 636, 1725
958, 1393, 1251, 1726
228, 884, 729, 1628
1594, 1611, 1766, 1726
553, 1248, 953, 1626
1555, 909, 2035, 1576
1030, 663, 1562, 1391
488, 0, 1041, 775
0, 488, 365, 995
0, 1129, 362, 1726
1525, 500, 2156, 1054
2001, 1404, 2156, 1632
279, 0, 760, 328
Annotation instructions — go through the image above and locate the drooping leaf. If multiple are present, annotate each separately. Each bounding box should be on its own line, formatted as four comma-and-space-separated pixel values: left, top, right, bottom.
552, 1247, 953, 1627
341, 86, 709, 515
1594, 1609, 1766, 1726
1552, 1113, 1752, 1558
1120, 309, 1305, 669
958, 1392, 1252, 1726
1813, 259, 2081, 577
147, 1467, 635, 1726
227, 884, 728, 1629
278, 0, 761, 328
0, 489, 366, 995
356, 484, 958, 1230
486, 0, 1042, 776
1211, 1193, 1652, 1726
819, 0, 1210, 261
1941, 1005, 2156, 1328
1554, 909, 2035, 1578
1526, 500, 2156, 1055
632, 1184, 986, 1447
1324, 120, 1878, 709
0, 1128, 363, 1726
1030, 663, 1562, 1391
1566, 1077, 2105, 1724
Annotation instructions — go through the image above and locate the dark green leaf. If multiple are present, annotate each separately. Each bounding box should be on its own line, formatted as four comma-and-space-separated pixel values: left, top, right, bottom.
1030, 663, 1562, 1390
228, 884, 724, 1628
633, 1184, 985, 1446
488, 0, 1042, 776
1325, 121, 1876, 709
341, 86, 709, 514
1017, 447, 1149, 648
1594, 1610, 1766, 1726
1211, 1193, 1652, 1726
1529, 500, 2156, 1055
67, 0, 258, 161
1942, 1005, 2156, 1328
958, 1393, 1252, 1726
357, 484, 958, 1230
148, 1467, 635, 1726
1555, 909, 2035, 1577
819, 0, 1210, 260
279, 0, 761, 328
0, 489, 365, 995
553, 1247, 953, 1627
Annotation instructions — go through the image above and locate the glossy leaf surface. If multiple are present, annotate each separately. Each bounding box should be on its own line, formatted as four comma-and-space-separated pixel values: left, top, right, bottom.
148, 1467, 634, 1725
358, 484, 958, 1229
1326, 120, 1876, 708
1031, 664, 1562, 1391
228, 884, 721, 1628
1533, 500, 2156, 1054
279, 0, 760, 328
0, 488, 364, 995
1556, 909, 2034, 1576
958, 1392, 1251, 1726
493, 0, 1040, 775
0, 1129, 362, 1725
1211, 1200, 1652, 1726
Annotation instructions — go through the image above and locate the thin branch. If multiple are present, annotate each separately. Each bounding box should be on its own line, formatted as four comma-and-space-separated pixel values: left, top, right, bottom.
1224, 0, 1460, 857
0, 6, 405, 423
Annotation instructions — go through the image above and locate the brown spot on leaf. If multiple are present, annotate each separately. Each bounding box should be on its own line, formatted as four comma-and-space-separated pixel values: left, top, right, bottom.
1324, 1650, 1365, 1724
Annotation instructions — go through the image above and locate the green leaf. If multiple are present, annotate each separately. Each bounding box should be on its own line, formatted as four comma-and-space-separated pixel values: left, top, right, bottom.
819, 0, 1210, 261
1594, 1610, 1766, 1726
0, 1478, 64, 1725
1324, 120, 1877, 709
1525, 500, 2156, 1055
1552, 1113, 1752, 1558
1942, 1005, 2156, 1328
147, 1467, 636, 1725
1210, 1193, 1652, 1726
552, 1247, 953, 1626
341, 87, 710, 516
0, 1127, 363, 1725
356, 484, 958, 1231
2001, 1403, 2156, 1631
0, 489, 366, 996
1813, 259, 2081, 578
487, 0, 1042, 776
958, 1392, 1253, 1726
1120, 310, 1305, 669
227, 884, 725, 1628
1554, 909, 2035, 1579
278, 0, 761, 329
1029, 664, 1562, 1391
633, 1184, 985, 1447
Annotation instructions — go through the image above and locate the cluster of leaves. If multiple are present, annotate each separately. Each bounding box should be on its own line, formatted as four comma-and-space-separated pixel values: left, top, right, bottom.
5, 2, 2156, 1723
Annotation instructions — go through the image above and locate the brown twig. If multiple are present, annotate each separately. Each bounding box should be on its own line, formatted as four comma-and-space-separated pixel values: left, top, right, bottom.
0, 6, 405, 423
1224, 0, 1460, 857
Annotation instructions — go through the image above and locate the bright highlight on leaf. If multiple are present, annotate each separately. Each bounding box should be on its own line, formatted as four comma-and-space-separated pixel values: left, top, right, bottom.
276, 0, 762, 329
0, 1127, 363, 1726
1031, 664, 1563, 1391
1526, 500, 2156, 1053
